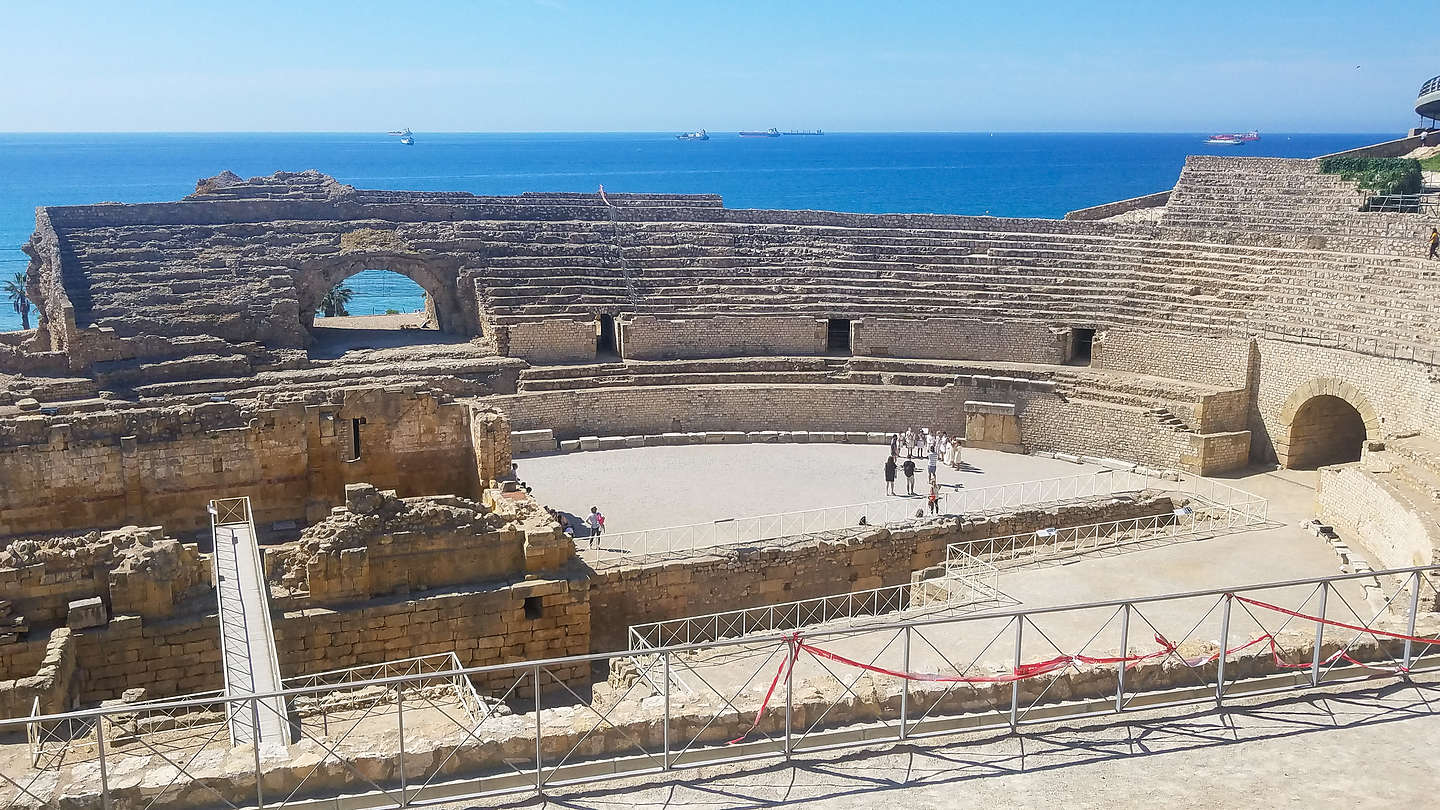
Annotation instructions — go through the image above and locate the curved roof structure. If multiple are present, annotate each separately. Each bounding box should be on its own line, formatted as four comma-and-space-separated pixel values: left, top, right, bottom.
1418, 73, 1440, 121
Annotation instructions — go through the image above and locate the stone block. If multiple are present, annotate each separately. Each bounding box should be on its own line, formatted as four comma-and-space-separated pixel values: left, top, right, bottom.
558, 439, 581, 452
578, 436, 601, 451
67, 597, 107, 629
596, 436, 627, 450
624, 435, 646, 448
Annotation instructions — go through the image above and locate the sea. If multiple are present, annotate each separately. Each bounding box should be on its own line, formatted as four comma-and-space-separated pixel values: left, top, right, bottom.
0, 132, 1393, 332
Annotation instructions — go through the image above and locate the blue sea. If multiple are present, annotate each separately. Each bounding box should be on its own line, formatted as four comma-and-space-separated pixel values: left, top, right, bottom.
0, 132, 1392, 331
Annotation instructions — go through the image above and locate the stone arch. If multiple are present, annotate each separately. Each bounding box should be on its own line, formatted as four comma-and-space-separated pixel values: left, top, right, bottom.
293, 253, 477, 339
1275, 378, 1380, 469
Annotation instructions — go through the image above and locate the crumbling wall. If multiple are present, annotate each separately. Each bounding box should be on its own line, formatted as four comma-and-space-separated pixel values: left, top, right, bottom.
266, 484, 534, 605
0, 526, 208, 625
0, 390, 508, 536
0, 627, 76, 718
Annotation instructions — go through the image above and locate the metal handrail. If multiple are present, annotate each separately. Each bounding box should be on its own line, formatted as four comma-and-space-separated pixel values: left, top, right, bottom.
14, 560, 1437, 726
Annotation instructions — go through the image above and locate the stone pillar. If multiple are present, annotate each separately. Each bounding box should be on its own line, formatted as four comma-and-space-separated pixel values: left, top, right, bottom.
470, 406, 513, 487
963, 401, 1023, 453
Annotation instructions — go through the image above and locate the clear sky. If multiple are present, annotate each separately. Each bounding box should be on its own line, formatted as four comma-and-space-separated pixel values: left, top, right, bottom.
0, 0, 1431, 132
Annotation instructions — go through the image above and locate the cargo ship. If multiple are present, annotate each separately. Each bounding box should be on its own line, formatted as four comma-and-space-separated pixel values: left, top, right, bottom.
1204, 130, 1260, 145
739, 128, 781, 138
676, 129, 709, 140
785, 130, 824, 136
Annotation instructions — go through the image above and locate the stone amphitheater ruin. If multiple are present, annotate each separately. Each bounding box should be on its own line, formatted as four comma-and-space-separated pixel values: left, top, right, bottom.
2, 133, 1440, 808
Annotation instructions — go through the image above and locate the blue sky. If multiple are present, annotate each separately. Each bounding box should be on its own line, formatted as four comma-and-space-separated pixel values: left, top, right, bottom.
0, 0, 1431, 132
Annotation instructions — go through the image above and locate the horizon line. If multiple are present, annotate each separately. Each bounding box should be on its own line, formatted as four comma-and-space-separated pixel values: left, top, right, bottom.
0, 129, 1407, 136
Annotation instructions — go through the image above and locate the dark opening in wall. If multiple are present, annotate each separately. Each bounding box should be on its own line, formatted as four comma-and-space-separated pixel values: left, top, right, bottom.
1070, 328, 1095, 364
349, 417, 366, 462
596, 313, 618, 357
827, 318, 852, 353
524, 595, 544, 620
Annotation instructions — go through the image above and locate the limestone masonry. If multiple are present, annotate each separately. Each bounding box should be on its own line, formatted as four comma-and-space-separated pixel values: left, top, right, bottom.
3, 135, 1440, 807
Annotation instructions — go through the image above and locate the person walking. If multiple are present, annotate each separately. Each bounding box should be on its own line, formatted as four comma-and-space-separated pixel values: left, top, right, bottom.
927, 443, 940, 486
902, 457, 917, 495
928, 482, 941, 515
890, 433, 900, 458
951, 437, 964, 470
884, 455, 898, 495
586, 506, 604, 549
1430, 227, 1439, 259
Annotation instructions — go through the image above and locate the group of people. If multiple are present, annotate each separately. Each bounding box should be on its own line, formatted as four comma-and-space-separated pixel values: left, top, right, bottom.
883, 428, 963, 516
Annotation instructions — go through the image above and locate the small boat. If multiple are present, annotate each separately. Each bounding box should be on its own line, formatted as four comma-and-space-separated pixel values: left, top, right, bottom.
676, 129, 710, 141
399, 135, 415, 145
739, 127, 781, 138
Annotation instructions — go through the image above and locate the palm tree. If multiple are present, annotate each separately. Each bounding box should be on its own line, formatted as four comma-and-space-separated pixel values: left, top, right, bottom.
319, 284, 355, 318
3, 272, 31, 331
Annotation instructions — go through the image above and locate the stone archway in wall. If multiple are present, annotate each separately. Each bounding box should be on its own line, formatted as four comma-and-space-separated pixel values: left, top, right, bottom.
294, 253, 478, 341
1275, 378, 1379, 469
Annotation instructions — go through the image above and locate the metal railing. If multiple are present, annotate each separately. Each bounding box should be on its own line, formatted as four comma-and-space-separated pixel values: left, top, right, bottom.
627, 553, 1002, 650
8, 563, 1436, 809
945, 486, 1267, 571
589, 470, 1158, 564
1363, 194, 1440, 214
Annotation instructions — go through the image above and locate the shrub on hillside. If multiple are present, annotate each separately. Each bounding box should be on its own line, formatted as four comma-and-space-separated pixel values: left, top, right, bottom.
1318, 156, 1423, 196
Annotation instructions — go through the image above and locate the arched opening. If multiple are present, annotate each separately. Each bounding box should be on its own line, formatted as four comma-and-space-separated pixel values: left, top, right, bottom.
596, 314, 618, 358
1284, 395, 1367, 469
315, 269, 435, 327
304, 265, 471, 356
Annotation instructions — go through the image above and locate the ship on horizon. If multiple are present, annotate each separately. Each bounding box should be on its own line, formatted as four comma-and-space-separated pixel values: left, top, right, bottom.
739, 127, 781, 138
785, 129, 824, 136
1205, 130, 1260, 145
676, 129, 709, 140
388, 128, 415, 145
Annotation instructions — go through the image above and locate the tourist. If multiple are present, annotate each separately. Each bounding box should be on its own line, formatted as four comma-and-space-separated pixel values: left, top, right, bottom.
1430, 227, 1439, 259
927, 443, 939, 485
884, 455, 898, 495
586, 506, 604, 548
951, 437, 964, 470
902, 457, 917, 495
928, 482, 941, 515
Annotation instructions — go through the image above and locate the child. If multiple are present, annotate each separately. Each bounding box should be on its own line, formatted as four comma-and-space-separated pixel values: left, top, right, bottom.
928, 482, 940, 515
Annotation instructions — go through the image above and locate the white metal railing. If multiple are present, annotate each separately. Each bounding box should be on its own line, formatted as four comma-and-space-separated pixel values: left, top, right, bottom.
945, 478, 1267, 570
9, 564, 1439, 809
590, 470, 1157, 564
627, 555, 1002, 650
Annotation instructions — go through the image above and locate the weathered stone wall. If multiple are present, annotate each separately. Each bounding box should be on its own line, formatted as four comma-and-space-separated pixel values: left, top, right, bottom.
1092, 330, 1251, 389
1064, 189, 1173, 221
274, 573, 591, 695
588, 495, 1175, 650
852, 318, 1065, 364
0, 390, 506, 536
620, 316, 826, 360
0, 527, 209, 625
0, 628, 75, 719
1250, 339, 1436, 464
1316, 464, 1438, 570
265, 484, 568, 606
499, 319, 596, 365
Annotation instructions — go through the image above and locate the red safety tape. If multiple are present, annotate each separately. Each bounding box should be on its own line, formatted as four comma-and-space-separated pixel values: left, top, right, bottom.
726, 597, 1439, 744
727, 635, 800, 745
1236, 596, 1439, 646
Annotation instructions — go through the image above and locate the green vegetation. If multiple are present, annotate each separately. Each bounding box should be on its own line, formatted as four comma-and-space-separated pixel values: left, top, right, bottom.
1318, 156, 1423, 196
1420, 154, 1440, 172
384, 308, 400, 315
319, 284, 355, 317
3, 272, 31, 331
